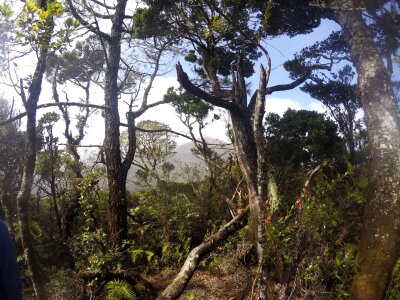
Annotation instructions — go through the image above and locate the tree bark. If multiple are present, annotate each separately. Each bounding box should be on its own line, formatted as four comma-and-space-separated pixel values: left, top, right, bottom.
337, 9, 400, 300
156, 208, 249, 300
103, 0, 129, 248
16, 57, 51, 300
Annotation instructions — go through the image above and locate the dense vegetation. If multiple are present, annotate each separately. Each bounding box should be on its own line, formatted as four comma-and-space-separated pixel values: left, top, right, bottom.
0, 0, 399, 299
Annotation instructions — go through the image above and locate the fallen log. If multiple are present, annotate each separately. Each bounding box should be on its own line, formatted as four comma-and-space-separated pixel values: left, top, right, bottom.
156, 207, 249, 300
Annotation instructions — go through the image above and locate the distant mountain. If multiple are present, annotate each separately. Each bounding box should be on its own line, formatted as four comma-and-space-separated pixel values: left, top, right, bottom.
171, 137, 233, 163
126, 138, 233, 190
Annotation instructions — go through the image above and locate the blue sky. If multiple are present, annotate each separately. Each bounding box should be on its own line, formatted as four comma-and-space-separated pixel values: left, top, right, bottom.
134, 18, 343, 144
261, 19, 341, 107
1, 17, 343, 146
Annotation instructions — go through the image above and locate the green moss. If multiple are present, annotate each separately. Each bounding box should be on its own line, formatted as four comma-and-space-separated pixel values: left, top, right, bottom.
385, 258, 400, 299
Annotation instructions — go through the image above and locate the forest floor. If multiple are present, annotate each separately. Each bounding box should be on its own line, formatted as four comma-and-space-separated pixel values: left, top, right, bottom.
145, 243, 256, 300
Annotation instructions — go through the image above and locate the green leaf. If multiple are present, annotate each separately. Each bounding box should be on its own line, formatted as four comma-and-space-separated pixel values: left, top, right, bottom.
106, 279, 136, 300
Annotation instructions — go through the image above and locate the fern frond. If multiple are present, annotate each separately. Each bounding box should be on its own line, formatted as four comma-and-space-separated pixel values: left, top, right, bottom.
105, 279, 136, 300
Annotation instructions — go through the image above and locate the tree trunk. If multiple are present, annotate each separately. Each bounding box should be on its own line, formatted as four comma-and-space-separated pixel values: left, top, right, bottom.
17, 82, 49, 300
156, 208, 249, 300
103, 0, 129, 248
1, 174, 16, 238
337, 9, 400, 300
14, 4, 54, 298
176, 56, 307, 299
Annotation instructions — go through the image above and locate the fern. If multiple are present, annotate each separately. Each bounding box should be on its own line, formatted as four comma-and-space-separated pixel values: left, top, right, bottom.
105, 279, 136, 300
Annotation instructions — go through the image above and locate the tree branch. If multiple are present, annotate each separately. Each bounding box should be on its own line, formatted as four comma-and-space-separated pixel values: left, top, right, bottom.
66, 0, 111, 42
0, 102, 109, 126
88, 0, 116, 10
130, 100, 169, 118
266, 72, 311, 95
120, 124, 232, 147
176, 62, 243, 116
247, 90, 258, 113
156, 207, 249, 300
19, 79, 27, 108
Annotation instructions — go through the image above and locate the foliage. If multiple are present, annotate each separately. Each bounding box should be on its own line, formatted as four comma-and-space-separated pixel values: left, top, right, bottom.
0, 98, 25, 226
187, 292, 196, 300
166, 87, 213, 122
16, 0, 77, 52
46, 35, 104, 84
266, 109, 346, 206
1, 1, 398, 298
387, 258, 400, 299
262, 161, 365, 298
333, 243, 357, 299
125, 120, 177, 187
129, 181, 201, 265
266, 109, 344, 169
0, 2, 13, 71
133, 0, 263, 81
105, 279, 137, 300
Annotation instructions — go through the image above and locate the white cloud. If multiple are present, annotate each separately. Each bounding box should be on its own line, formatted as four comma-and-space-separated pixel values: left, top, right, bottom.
136, 76, 188, 140
69, 77, 330, 147
265, 98, 302, 116
308, 101, 326, 114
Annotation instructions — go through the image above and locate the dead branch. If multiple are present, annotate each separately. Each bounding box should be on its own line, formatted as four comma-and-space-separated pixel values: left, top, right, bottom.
156, 207, 249, 300
0, 102, 109, 126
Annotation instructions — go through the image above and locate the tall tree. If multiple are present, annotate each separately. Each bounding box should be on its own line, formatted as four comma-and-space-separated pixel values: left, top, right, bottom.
333, 3, 400, 298
67, 0, 173, 248
124, 120, 177, 188
36, 112, 64, 238
290, 0, 400, 297
13, 1, 59, 298
47, 35, 104, 238
301, 65, 362, 162
135, 1, 327, 298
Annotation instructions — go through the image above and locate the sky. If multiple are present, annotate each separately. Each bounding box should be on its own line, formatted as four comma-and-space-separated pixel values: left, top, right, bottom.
125, 18, 341, 144
1, 17, 342, 149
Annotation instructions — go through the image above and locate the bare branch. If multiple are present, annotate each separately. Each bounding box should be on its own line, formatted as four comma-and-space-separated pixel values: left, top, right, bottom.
66, 0, 111, 42
88, 0, 116, 10
19, 79, 27, 108
59, 143, 103, 148
176, 62, 243, 116
83, 0, 112, 19
0, 102, 109, 126
131, 99, 169, 118
266, 72, 311, 95
120, 123, 232, 146
156, 207, 249, 300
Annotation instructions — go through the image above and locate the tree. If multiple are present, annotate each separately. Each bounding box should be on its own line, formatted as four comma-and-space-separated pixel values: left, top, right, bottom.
135, 1, 330, 297
35, 112, 63, 238
12, 1, 60, 298
125, 120, 176, 244
0, 98, 24, 238
130, 120, 177, 187
334, 4, 400, 298
168, 87, 243, 225
266, 109, 345, 206
287, 0, 400, 297
301, 65, 362, 162
46, 35, 104, 238
266, 109, 344, 169
167, 88, 224, 187
67, 0, 173, 248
